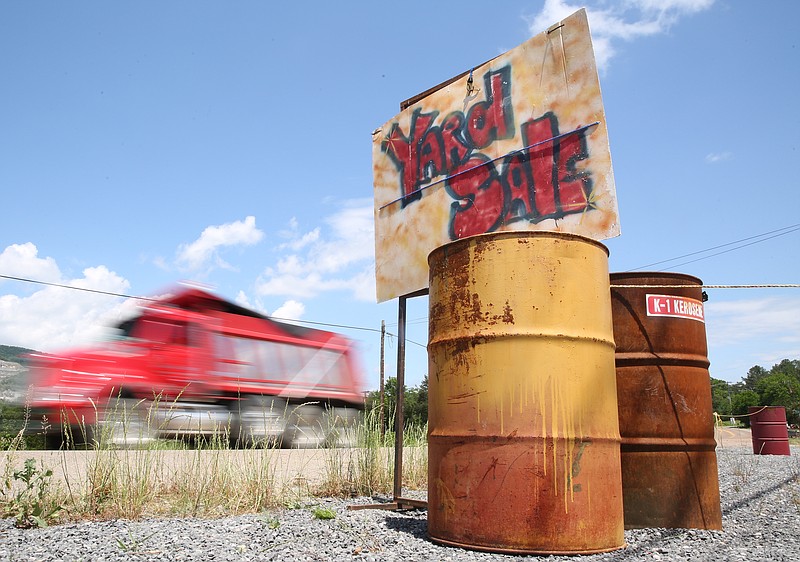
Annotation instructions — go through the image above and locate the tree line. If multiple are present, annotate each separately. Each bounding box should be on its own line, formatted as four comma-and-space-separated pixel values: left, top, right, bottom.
365, 375, 428, 431
711, 359, 799, 427
367, 358, 800, 432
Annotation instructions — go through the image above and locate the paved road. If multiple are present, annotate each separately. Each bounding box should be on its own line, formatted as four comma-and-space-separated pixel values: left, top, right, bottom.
2, 428, 757, 494
714, 426, 753, 449
0, 447, 341, 490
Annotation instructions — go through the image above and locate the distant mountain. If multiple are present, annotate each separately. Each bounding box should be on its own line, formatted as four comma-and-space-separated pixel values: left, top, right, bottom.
0, 345, 39, 363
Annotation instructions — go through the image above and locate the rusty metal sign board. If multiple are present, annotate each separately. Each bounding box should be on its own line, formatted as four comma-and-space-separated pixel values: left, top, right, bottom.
372, 8, 619, 302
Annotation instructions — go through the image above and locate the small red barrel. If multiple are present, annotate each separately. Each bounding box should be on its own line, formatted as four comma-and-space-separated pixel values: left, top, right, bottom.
749, 406, 791, 455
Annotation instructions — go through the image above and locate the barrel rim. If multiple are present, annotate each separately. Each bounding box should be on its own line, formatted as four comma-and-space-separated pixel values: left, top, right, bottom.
428, 231, 610, 266
427, 533, 626, 556
610, 271, 703, 286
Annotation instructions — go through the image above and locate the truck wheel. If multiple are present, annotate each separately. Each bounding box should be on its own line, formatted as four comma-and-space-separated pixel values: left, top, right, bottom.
97, 398, 157, 448
43, 424, 91, 450
283, 404, 326, 449
235, 396, 288, 448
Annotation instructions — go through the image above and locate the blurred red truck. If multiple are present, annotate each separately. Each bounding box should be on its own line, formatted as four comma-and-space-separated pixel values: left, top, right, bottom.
25, 287, 365, 448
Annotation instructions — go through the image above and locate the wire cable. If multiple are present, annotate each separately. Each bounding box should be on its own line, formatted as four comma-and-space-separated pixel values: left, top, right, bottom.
660, 226, 800, 270
4, 218, 800, 352
0, 274, 158, 301
0, 273, 428, 348
628, 223, 800, 271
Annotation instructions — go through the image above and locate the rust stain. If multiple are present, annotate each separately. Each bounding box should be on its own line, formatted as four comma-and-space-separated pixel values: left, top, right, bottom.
479, 457, 500, 486
571, 439, 590, 479
449, 390, 486, 400
470, 292, 484, 323
433, 477, 456, 526
502, 300, 515, 324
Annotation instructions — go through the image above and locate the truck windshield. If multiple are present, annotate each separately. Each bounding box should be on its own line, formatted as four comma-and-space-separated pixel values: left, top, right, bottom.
115, 318, 139, 339
112, 316, 194, 346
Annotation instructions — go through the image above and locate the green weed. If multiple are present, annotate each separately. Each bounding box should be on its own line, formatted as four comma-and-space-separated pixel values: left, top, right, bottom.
311, 506, 336, 520
2, 457, 63, 528
116, 529, 158, 553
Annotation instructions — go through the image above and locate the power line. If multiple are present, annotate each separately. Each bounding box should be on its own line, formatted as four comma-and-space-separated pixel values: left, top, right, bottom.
5, 218, 799, 351
387, 316, 428, 328
269, 316, 382, 334
0, 274, 158, 301
628, 223, 800, 271
0, 273, 428, 348
269, 316, 428, 349
662, 226, 800, 270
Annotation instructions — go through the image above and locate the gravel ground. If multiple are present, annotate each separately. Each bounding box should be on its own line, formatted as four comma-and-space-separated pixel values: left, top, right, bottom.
0, 445, 797, 561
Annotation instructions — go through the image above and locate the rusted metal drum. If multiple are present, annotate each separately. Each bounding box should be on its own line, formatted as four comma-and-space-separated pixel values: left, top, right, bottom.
749, 406, 791, 455
427, 231, 625, 555
610, 272, 722, 530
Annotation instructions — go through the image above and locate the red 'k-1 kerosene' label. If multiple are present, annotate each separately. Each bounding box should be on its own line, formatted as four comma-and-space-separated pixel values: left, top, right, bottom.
645, 294, 705, 322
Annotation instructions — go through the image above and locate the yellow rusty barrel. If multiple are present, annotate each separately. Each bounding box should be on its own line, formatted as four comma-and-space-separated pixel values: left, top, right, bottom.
610, 272, 722, 530
427, 231, 624, 555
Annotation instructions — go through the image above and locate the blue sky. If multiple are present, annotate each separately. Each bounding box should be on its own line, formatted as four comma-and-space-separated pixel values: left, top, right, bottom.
1, 0, 798, 389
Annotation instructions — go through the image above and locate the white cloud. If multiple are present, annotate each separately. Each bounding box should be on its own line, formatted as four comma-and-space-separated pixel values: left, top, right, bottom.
705, 151, 732, 163
278, 218, 321, 251
176, 216, 264, 271
233, 290, 307, 322
271, 300, 306, 322
349, 266, 380, 303
0, 244, 134, 352
527, 0, 715, 73
0, 243, 61, 284
235, 289, 254, 309
257, 271, 323, 299
706, 297, 800, 348
705, 296, 800, 379
256, 199, 376, 301
282, 228, 320, 251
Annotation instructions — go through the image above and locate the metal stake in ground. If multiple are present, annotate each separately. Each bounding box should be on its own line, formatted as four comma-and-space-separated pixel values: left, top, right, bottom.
349, 290, 428, 512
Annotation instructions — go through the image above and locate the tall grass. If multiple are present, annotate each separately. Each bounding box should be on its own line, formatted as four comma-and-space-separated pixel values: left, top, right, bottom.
0, 400, 428, 525
316, 407, 428, 498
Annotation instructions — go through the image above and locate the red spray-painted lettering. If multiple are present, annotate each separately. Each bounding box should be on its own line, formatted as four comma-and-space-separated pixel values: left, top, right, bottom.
381, 65, 594, 239
382, 67, 514, 208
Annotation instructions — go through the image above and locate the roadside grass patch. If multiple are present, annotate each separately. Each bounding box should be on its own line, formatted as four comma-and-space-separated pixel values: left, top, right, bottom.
1, 403, 429, 524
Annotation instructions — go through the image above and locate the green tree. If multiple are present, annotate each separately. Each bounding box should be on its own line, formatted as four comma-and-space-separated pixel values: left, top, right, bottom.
743, 365, 769, 391
769, 359, 800, 381
365, 375, 428, 431
731, 390, 760, 428
368, 377, 397, 433
729, 381, 746, 394
404, 374, 428, 427
756, 372, 800, 425
710, 377, 733, 416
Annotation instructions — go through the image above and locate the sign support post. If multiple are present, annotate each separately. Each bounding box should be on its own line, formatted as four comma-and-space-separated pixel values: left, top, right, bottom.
349, 289, 428, 512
